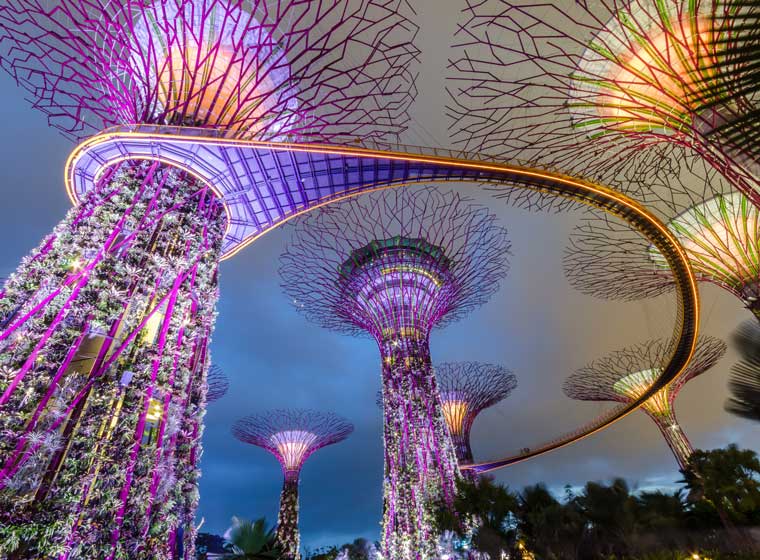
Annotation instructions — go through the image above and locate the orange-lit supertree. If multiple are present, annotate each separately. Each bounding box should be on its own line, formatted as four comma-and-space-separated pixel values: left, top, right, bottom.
435, 362, 517, 472
565, 154, 760, 321
232, 409, 353, 560
447, 0, 760, 203
565, 336, 726, 469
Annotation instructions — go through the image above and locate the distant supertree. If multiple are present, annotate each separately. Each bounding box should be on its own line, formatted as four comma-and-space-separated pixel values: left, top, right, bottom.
565, 336, 726, 469
280, 188, 510, 559
447, 0, 760, 203
206, 364, 229, 403
564, 153, 760, 320
232, 409, 353, 560
0, 1, 417, 557
435, 362, 517, 469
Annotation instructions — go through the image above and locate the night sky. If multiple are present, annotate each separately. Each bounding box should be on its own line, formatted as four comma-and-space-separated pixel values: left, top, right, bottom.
0, 0, 758, 553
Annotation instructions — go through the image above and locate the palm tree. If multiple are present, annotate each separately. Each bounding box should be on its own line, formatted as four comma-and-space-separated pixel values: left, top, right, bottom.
224, 517, 282, 559
699, 0, 760, 162
727, 321, 760, 422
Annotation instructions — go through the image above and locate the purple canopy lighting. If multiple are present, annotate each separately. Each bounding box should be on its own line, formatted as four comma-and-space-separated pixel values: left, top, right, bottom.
232, 409, 353, 560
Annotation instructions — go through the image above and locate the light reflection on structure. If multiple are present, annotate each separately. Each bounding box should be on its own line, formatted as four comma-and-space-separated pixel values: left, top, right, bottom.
565, 336, 726, 470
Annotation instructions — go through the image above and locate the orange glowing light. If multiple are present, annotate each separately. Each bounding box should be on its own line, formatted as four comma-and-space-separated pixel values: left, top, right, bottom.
440, 399, 469, 436
613, 369, 671, 416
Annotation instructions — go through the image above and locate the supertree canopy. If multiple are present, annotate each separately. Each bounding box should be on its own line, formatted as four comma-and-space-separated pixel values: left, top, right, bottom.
565, 153, 760, 320
205, 364, 229, 403
0, 1, 418, 558
280, 187, 510, 559
232, 409, 353, 560
447, 0, 760, 203
435, 362, 517, 469
565, 336, 726, 469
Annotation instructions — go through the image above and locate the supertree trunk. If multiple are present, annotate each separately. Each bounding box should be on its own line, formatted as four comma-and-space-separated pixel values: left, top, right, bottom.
276, 472, 301, 560
651, 412, 694, 472
0, 161, 224, 559
379, 335, 460, 560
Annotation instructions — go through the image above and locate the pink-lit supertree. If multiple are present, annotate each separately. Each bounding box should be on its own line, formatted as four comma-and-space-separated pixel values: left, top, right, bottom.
0, 1, 417, 558
446, 0, 760, 203
435, 362, 517, 471
279, 188, 510, 559
232, 409, 353, 560
565, 336, 726, 470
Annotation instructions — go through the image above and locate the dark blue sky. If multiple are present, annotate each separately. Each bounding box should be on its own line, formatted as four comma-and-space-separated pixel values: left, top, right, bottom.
0, 1, 758, 552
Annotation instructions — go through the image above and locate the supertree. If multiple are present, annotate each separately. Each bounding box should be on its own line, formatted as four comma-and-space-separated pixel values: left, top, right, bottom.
435, 362, 517, 471
280, 187, 510, 559
564, 153, 760, 321
565, 336, 726, 470
0, 1, 418, 558
205, 364, 229, 404
231, 409, 353, 560
446, 0, 760, 204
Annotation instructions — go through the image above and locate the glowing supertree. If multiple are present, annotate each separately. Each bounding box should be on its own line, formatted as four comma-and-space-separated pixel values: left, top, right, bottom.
280, 187, 510, 559
447, 0, 760, 203
435, 362, 517, 470
565, 336, 726, 470
0, 1, 417, 558
564, 153, 760, 321
232, 409, 353, 560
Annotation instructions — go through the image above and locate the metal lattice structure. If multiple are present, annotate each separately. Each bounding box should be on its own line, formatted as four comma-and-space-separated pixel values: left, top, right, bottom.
565, 336, 726, 469
280, 187, 510, 559
232, 409, 353, 560
565, 153, 760, 320
0, 1, 418, 558
435, 362, 517, 467
0, 0, 419, 143
206, 364, 229, 403
447, 0, 760, 204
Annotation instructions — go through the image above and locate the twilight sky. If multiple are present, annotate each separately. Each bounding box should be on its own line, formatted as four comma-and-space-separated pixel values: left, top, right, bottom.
0, 0, 758, 554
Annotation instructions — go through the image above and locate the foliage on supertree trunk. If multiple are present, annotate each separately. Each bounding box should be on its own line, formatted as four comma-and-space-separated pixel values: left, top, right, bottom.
0, 161, 224, 559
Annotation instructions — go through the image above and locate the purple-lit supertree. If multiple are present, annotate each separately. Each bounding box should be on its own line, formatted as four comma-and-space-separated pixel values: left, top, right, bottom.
232, 409, 353, 560
0, 2, 417, 558
446, 0, 760, 203
565, 336, 726, 470
564, 153, 760, 321
279, 188, 510, 559
435, 362, 517, 471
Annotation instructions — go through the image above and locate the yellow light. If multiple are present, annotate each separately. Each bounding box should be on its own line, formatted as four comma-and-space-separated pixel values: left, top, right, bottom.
613, 369, 672, 416
380, 265, 442, 287
440, 399, 469, 436
145, 398, 163, 423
